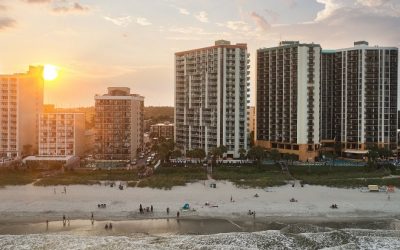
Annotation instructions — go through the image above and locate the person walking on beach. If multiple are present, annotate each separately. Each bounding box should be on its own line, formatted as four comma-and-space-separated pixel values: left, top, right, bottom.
167, 207, 170, 215
63, 214, 66, 224
151, 205, 153, 213
177, 211, 180, 218
54, 188, 56, 194
230, 195, 233, 202
46, 220, 49, 230
64, 186, 67, 194
139, 204, 143, 214
253, 211, 256, 219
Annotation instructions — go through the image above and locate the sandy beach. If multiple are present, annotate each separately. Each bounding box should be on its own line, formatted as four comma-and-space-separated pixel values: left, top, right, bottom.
0, 180, 399, 225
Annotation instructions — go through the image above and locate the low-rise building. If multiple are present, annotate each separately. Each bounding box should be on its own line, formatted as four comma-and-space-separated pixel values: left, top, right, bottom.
150, 122, 174, 139
39, 113, 85, 157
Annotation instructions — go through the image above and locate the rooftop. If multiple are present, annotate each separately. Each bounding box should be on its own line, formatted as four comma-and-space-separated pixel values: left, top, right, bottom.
175, 40, 247, 56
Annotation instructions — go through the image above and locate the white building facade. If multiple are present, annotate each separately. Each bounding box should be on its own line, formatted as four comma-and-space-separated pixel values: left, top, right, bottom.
175, 40, 250, 158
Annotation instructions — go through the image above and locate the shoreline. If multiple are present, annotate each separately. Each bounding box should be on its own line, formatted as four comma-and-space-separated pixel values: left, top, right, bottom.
1, 216, 399, 236
1, 211, 400, 225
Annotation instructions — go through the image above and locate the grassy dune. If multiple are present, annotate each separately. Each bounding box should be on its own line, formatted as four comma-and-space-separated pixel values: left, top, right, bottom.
132, 166, 208, 189
212, 165, 288, 188
34, 169, 139, 186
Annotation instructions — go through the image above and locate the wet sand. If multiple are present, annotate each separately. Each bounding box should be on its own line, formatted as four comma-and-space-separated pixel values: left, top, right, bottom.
0, 216, 398, 236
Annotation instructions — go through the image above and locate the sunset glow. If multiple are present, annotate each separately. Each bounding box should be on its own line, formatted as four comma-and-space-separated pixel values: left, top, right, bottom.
43, 65, 59, 81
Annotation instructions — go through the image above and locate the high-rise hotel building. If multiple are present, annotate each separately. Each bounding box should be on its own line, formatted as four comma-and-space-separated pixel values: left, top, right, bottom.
174, 40, 250, 158
256, 41, 321, 161
0, 66, 44, 158
94, 87, 144, 161
321, 41, 398, 155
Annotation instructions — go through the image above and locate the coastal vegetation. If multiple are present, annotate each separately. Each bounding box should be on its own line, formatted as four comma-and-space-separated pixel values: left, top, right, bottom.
289, 164, 400, 188
34, 169, 139, 186
0, 160, 398, 189
132, 166, 207, 189
0, 168, 41, 187
212, 165, 288, 188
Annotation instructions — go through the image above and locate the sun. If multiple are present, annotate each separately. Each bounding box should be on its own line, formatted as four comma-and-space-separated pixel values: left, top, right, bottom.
43, 64, 59, 81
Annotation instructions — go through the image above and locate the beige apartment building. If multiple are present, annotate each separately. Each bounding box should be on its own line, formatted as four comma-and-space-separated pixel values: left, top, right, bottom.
150, 122, 174, 139
94, 87, 144, 161
39, 113, 85, 156
256, 41, 321, 161
0, 66, 44, 158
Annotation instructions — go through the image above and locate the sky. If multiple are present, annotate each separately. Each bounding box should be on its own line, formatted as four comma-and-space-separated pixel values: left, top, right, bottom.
0, 0, 399, 107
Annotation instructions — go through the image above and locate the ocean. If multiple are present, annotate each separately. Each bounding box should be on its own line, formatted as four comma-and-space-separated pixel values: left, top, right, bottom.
1, 220, 400, 249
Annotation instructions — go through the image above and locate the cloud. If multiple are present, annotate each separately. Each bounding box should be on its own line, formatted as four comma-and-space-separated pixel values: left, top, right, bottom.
0, 17, 16, 31
169, 26, 219, 35
23, 0, 52, 3
315, 0, 348, 21
217, 21, 251, 32
194, 11, 208, 23
264, 9, 280, 22
52, 2, 89, 13
178, 8, 190, 15
315, 0, 400, 21
270, 3, 400, 48
356, 0, 390, 7
104, 16, 132, 27
282, 0, 297, 8
22, 0, 90, 13
0, 4, 7, 11
250, 12, 270, 32
166, 26, 230, 40
136, 17, 151, 26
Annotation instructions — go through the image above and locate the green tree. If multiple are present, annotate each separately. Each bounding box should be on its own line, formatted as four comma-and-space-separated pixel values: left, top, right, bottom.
238, 148, 247, 159
246, 146, 266, 165
367, 146, 379, 166
156, 139, 175, 163
210, 146, 227, 159
378, 147, 392, 160
170, 149, 182, 159
269, 149, 281, 163
186, 148, 206, 159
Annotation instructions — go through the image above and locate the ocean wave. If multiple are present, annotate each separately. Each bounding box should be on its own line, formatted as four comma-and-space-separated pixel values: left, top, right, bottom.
1, 228, 400, 250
